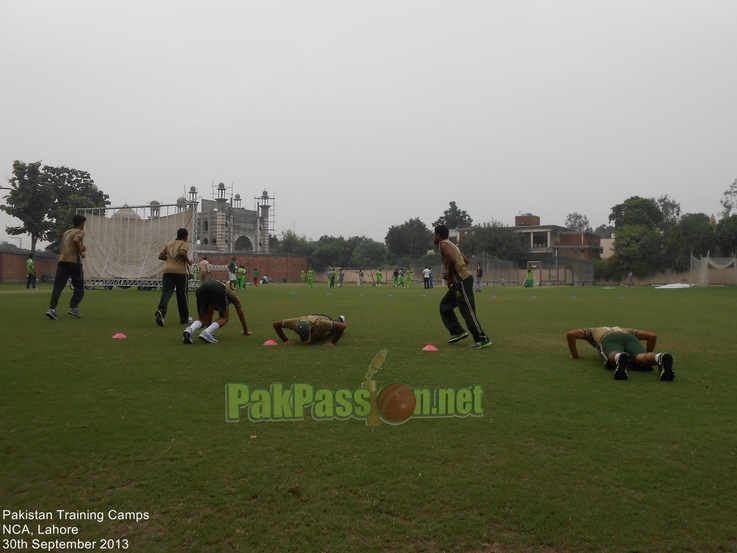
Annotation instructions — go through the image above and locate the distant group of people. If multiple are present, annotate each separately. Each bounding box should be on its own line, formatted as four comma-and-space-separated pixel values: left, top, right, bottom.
40, 220, 676, 381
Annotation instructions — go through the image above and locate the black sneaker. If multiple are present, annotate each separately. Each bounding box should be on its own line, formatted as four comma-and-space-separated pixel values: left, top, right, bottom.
468, 336, 492, 349
658, 353, 675, 381
46, 309, 59, 320
614, 353, 630, 380
155, 310, 165, 327
183, 329, 193, 345
447, 331, 469, 344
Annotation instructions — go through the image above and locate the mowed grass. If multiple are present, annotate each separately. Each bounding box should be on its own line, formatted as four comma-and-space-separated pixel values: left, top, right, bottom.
1, 282, 736, 552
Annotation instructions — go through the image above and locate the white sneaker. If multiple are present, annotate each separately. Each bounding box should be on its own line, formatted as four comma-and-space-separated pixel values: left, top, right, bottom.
183, 329, 193, 344
199, 330, 218, 344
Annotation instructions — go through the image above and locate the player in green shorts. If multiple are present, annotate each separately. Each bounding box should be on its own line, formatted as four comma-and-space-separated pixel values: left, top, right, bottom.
236, 265, 246, 290
307, 267, 315, 288
376, 269, 382, 287
567, 326, 675, 381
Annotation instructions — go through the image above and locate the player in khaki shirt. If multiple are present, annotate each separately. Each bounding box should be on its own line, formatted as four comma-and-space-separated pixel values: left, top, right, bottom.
434, 224, 491, 349
273, 315, 346, 347
155, 228, 192, 327
46, 215, 87, 320
567, 326, 675, 381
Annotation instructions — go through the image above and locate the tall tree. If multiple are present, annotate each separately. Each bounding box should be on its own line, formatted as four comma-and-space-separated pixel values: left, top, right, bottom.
276, 230, 314, 256
1, 161, 54, 254
564, 212, 592, 232
462, 221, 529, 262
593, 223, 615, 238
44, 165, 109, 253
655, 194, 681, 226
433, 201, 473, 229
611, 225, 665, 277
350, 239, 387, 267
663, 213, 715, 272
720, 178, 737, 217
609, 196, 664, 231
385, 218, 433, 258
715, 214, 737, 256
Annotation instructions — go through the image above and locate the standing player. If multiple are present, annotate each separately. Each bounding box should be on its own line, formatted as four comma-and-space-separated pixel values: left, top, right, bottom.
300, 269, 306, 286
376, 269, 383, 287
253, 267, 259, 287
183, 280, 251, 344
434, 224, 491, 348
307, 267, 315, 288
228, 257, 237, 290
46, 215, 87, 319
475, 262, 483, 292
198, 256, 212, 284
27, 254, 36, 289
237, 265, 246, 290
155, 228, 192, 327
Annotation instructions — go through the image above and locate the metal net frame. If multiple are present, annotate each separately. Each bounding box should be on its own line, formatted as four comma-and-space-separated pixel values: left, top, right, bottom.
77, 202, 197, 288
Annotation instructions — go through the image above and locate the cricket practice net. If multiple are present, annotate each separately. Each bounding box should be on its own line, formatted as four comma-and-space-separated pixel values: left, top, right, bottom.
690, 254, 737, 286
77, 203, 196, 288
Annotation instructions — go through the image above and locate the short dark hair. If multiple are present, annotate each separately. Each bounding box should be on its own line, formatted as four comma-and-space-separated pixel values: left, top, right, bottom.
176, 228, 188, 240
434, 225, 449, 239
72, 214, 87, 227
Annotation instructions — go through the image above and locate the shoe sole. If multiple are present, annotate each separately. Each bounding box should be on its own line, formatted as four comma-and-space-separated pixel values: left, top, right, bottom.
68, 311, 82, 317
614, 353, 630, 380
46, 312, 58, 320
448, 332, 469, 344
155, 311, 164, 327
183, 330, 193, 344
659, 353, 675, 381
198, 333, 217, 344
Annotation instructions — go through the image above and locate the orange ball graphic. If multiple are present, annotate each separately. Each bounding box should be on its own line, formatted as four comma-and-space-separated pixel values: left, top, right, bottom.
377, 383, 416, 423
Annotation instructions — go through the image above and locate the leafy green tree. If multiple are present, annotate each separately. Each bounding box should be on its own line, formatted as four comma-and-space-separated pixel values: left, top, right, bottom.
385, 218, 433, 259
564, 212, 592, 232
663, 213, 715, 272
1, 161, 54, 254
719, 178, 737, 217
461, 221, 529, 262
715, 214, 737, 256
610, 225, 665, 277
433, 202, 473, 229
350, 239, 387, 267
656, 194, 681, 227
609, 196, 663, 231
594, 223, 615, 237
276, 230, 314, 256
44, 165, 109, 253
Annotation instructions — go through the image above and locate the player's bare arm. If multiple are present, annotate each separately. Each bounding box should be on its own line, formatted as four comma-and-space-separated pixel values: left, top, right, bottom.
325, 322, 346, 347
636, 330, 657, 352
567, 329, 585, 358
273, 321, 293, 345
236, 306, 252, 335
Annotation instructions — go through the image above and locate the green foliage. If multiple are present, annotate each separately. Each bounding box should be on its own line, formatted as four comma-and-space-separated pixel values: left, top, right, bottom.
275, 230, 314, 257
609, 196, 664, 231
611, 225, 665, 277
433, 201, 473, 229
44, 165, 109, 253
719, 178, 737, 217
309, 235, 365, 268
564, 212, 592, 232
1, 161, 54, 254
593, 223, 615, 238
385, 218, 433, 259
462, 220, 529, 262
350, 238, 387, 268
715, 214, 737, 256
663, 214, 715, 272
656, 194, 681, 228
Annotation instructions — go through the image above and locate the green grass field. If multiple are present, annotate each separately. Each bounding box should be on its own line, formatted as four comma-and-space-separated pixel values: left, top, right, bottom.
1, 282, 736, 552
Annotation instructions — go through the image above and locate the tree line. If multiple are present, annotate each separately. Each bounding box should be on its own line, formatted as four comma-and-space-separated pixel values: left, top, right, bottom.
4, 160, 736, 276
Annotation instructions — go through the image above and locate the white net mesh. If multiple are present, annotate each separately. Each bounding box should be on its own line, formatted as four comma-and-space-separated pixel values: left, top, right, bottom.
690, 254, 737, 286
78, 204, 195, 286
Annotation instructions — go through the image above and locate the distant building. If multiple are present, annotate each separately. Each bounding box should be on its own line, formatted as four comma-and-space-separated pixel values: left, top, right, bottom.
452, 213, 603, 261
189, 184, 275, 255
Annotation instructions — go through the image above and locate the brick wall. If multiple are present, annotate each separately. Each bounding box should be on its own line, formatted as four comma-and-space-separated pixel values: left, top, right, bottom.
195, 254, 309, 283
0, 249, 59, 284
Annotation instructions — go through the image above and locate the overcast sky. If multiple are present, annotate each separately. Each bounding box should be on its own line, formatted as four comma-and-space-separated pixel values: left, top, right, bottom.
1, 0, 735, 247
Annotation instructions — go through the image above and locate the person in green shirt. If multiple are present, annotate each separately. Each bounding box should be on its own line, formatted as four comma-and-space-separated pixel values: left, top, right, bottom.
406, 267, 413, 289
300, 269, 306, 286
27, 254, 36, 289
228, 257, 237, 290
236, 265, 246, 290
307, 267, 315, 288
376, 269, 382, 287
253, 267, 259, 287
